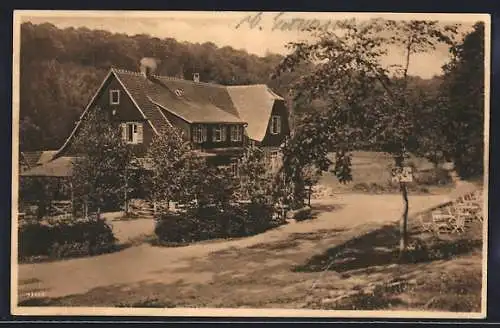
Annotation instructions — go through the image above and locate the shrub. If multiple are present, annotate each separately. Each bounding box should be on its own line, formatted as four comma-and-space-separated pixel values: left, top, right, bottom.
18, 217, 117, 260
18, 221, 53, 257
154, 202, 279, 244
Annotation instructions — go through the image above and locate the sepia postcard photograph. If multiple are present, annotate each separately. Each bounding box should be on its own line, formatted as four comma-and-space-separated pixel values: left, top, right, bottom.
11, 10, 490, 318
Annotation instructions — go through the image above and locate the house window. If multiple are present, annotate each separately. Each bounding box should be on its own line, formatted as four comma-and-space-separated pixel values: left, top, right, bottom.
230, 161, 239, 177
264, 149, 280, 171
193, 125, 207, 143
121, 122, 143, 144
212, 125, 227, 142
270, 115, 281, 135
110, 90, 120, 105
230, 125, 243, 142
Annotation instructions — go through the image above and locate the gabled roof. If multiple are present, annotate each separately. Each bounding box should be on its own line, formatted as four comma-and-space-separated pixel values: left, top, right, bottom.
227, 85, 284, 142
114, 70, 242, 124
156, 75, 240, 118
149, 93, 243, 124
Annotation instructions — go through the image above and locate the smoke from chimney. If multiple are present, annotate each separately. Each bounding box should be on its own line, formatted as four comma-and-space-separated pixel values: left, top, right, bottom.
140, 57, 159, 78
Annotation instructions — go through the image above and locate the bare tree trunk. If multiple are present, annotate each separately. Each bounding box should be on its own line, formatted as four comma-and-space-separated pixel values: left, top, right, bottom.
399, 181, 409, 259
124, 169, 129, 214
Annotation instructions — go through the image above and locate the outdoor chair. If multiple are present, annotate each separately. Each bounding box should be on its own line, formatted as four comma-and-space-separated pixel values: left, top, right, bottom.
448, 208, 466, 234
454, 191, 483, 223
417, 213, 434, 234
430, 207, 455, 236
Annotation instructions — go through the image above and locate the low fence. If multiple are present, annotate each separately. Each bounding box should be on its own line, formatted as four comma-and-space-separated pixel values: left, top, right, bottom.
19, 200, 73, 221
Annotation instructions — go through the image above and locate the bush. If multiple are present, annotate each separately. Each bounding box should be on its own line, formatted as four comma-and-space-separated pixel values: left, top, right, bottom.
19, 217, 117, 260
154, 202, 279, 244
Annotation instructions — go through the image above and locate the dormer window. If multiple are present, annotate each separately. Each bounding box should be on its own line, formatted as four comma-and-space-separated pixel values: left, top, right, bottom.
270, 115, 281, 135
110, 90, 120, 105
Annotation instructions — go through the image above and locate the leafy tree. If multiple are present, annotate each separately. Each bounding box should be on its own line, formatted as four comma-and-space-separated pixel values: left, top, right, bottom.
143, 126, 193, 207
439, 22, 485, 179
236, 146, 276, 204
274, 18, 458, 257
145, 127, 238, 211
71, 109, 134, 217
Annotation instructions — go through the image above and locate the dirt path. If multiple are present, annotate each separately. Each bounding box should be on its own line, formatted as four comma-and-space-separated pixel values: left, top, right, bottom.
17, 192, 457, 301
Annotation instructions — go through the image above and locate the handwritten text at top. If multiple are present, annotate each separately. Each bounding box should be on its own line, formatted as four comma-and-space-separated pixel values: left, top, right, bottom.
235, 12, 336, 32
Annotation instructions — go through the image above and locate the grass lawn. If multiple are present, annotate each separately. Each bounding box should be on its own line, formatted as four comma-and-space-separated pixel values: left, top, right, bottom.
316, 151, 454, 196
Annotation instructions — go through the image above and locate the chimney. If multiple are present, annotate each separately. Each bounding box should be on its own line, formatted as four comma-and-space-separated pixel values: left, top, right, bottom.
193, 72, 200, 83
140, 57, 158, 79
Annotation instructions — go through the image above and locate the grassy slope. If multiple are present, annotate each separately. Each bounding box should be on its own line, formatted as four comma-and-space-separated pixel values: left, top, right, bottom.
318, 151, 451, 194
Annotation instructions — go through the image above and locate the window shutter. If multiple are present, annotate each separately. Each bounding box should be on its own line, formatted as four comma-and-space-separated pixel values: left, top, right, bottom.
277, 117, 282, 133
136, 123, 143, 144
120, 123, 127, 141
202, 126, 207, 142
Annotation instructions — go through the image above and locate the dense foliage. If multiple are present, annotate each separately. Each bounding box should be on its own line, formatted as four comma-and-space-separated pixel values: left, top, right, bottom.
19, 217, 117, 260
154, 202, 281, 244
148, 135, 286, 243
439, 22, 485, 179
71, 110, 135, 214
143, 127, 197, 206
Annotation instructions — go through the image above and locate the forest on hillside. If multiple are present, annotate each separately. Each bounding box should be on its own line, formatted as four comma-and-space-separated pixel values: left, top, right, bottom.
19, 22, 450, 152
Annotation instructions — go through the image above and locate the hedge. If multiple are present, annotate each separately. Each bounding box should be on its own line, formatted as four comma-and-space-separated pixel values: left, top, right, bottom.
19, 217, 118, 260
154, 202, 283, 244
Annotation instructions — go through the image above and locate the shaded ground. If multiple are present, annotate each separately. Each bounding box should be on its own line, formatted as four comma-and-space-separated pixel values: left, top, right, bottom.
16, 188, 483, 312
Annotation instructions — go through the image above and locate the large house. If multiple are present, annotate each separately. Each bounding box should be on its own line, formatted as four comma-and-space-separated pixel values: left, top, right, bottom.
22, 58, 290, 178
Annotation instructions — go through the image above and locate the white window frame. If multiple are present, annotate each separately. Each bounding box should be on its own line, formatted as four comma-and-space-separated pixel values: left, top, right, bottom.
270, 115, 281, 135
122, 122, 143, 144
230, 161, 239, 177
193, 125, 207, 143
110, 90, 120, 105
212, 125, 226, 143
230, 125, 243, 142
